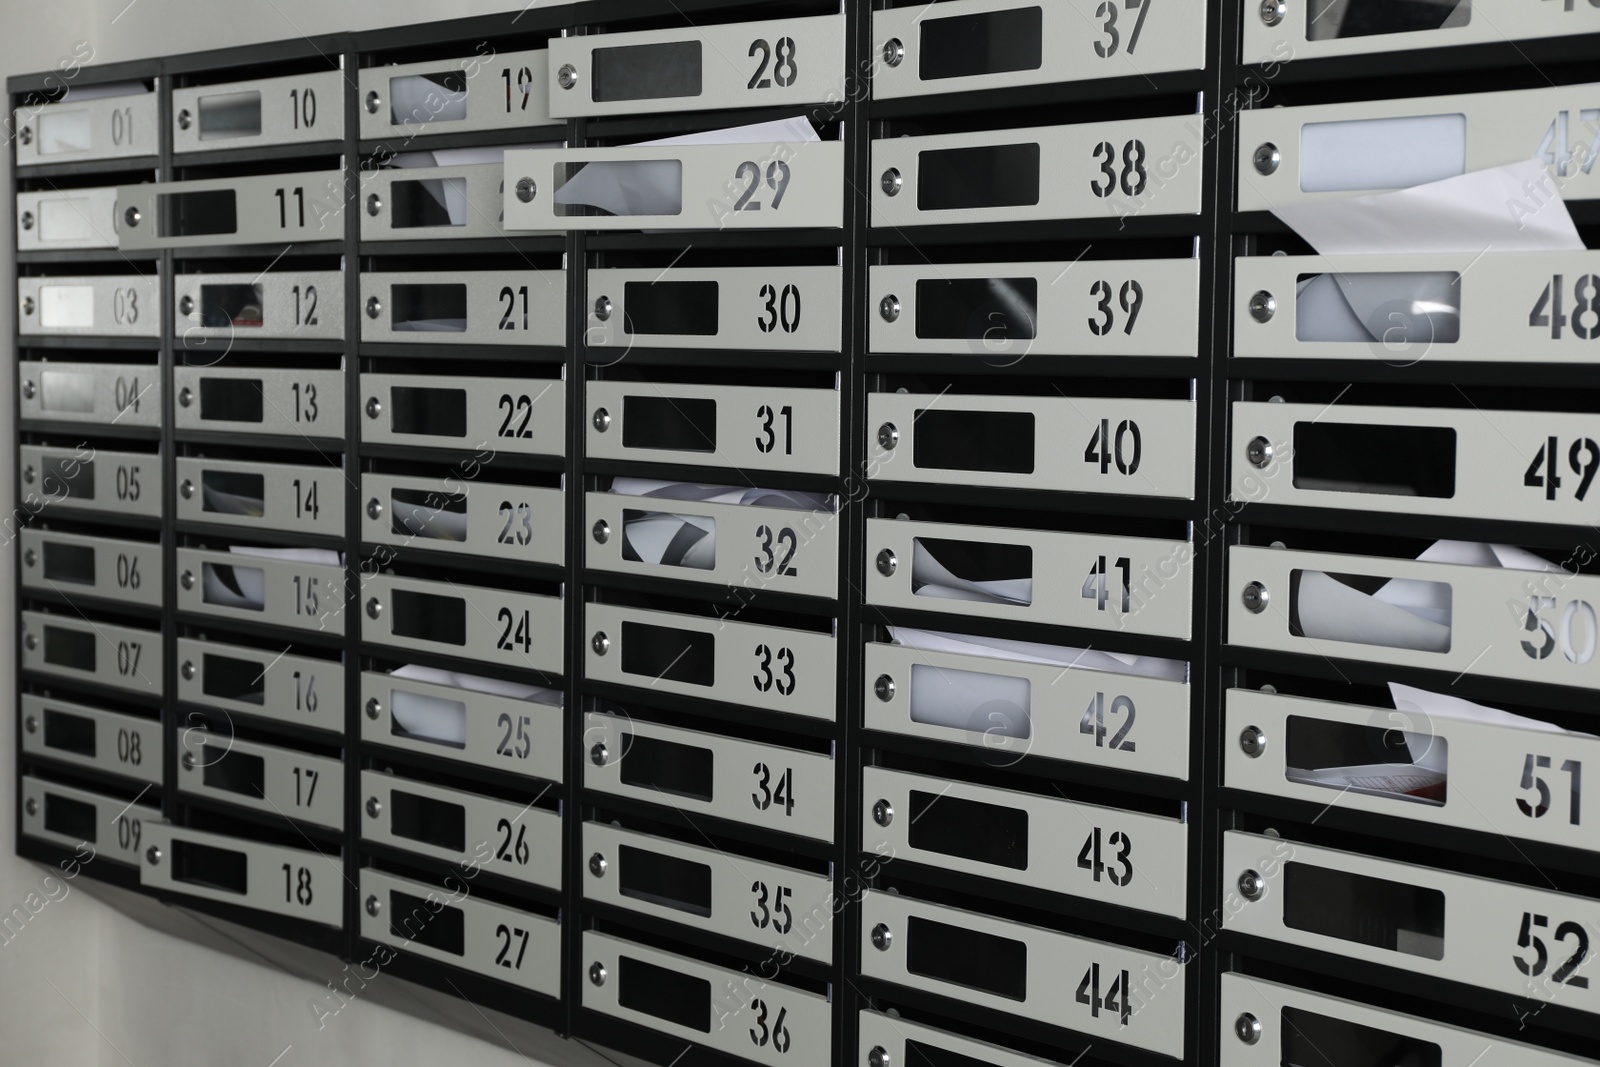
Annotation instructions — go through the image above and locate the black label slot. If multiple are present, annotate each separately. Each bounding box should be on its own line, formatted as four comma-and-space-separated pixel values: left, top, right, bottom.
391, 386, 467, 438
622, 280, 718, 336
197, 90, 262, 139
43, 626, 96, 670
201, 652, 267, 705
593, 41, 703, 103
41, 540, 96, 585
41, 455, 93, 501
917, 144, 1041, 211
1282, 1005, 1441, 1065
914, 278, 1037, 341
618, 955, 711, 1032
1293, 422, 1456, 498
620, 622, 714, 687
618, 733, 714, 802
392, 589, 467, 646
906, 915, 1028, 1001
1283, 863, 1446, 959
618, 844, 712, 917
908, 790, 1029, 870
199, 283, 264, 328
622, 395, 716, 452
391, 487, 468, 541
201, 470, 266, 517
905, 1040, 1001, 1067
199, 378, 265, 423
389, 789, 467, 852
172, 839, 248, 895
43, 793, 98, 842
389, 890, 465, 955
913, 409, 1035, 474
202, 751, 267, 800
391, 283, 467, 332
920, 6, 1042, 80
42, 708, 97, 757
159, 189, 238, 238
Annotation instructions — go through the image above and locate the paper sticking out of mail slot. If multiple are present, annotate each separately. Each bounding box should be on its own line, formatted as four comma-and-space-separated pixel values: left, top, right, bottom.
889, 627, 1188, 681
553, 117, 819, 218
909, 539, 1032, 607
388, 663, 562, 748
200, 478, 266, 518
384, 145, 541, 228
202, 546, 342, 611
611, 477, 832, 570
389, 493, 468, 542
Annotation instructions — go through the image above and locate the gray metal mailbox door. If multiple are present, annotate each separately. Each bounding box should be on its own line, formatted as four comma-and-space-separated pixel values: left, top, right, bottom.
18, 275, 159, 338
859, 1013, 1071, 1067
19, 362, 160, 427
362, 574, 562, 675
176, 456, 345, 538
22, 776, 159, 868
16, 186, 119, 250
175, 366, 344, 438
360, 669, 563, 784
586, 266, 842, 354
175, 271, 343, 342
358, 47, 563, 141
360, 373, 566, 458
21, 445, 162, 520
117, 171, 345, 250
173, 70, 345, 153
20, 610, 161, 698
364, 473, 564, 566
20, 694, 162, 785
176, 548, 346, 636
14, 90, 157, 166
360, 270, 565, 347
140, 822, 342, 926
21, 528, 162, 609
177, 637, 342, 733
178, 729, 344, 831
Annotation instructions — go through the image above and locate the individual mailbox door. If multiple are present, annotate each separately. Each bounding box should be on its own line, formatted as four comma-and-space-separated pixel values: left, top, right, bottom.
357, 48, 561, 141
175, 271, 342, 342
14, 90, 157, 166
360, 270, 564, 347
175, 366, 344, 438
863, 767, 1187, 918
586, 381, 839, 475
176, 547, 345, 636
20, 445, 161, 519
364, 473, 563, 566
1224, 688, 1600, 854
21, 776, 158, 867
360, 869, 560, 995
1237, 83, 1600, 212
547, 14, 844, 118
173, 70, 344, 153
873, 0, 1207, 99
16, 186, 119, 250
1241, 0, 1600, 65
177, 457, 345, 537
20, 695, 162, 785
871, 118, 1204, 227
21, 529, 161, 609
179, 730, 344, 831
361, 162, 511, 241
503, 139, 845, 232
870, 260, 1200, 358
867, 518, 1194, 639
178, 637, 342, 733
140, 822, 342, 925
19, 362, 159, 427
864, 638, 1191, 780
1235, 252, 1600, 364
1223, 831, 1600, 1013
869, 393, 1195, 498
585, 712, 835, 842
860, 891, 1184, 1057
360, 669, 563, 783
859, 1013, 1072, 1067
116, 171, 344, 250
1232, 401, 1600, 524
586, 266, 842, 354
1218, 974, 1594, 1067
18, 274, 159, 338
362, 574, 562, 674
582, 822, 833, 964
361, 771, 561, 890
19, 610, 161, 697
1228, 544, 1600, 688
585, 491, 839, 599
361, 374, 565, 457
581, 931, 832, 1067
586, 603, 837, 721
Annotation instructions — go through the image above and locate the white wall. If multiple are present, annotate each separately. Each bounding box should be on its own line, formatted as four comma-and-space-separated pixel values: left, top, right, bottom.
1, 5, 596, 1065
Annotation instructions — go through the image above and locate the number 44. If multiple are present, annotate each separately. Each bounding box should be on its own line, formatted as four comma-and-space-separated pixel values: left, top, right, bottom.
1536, 109, 1600, 178
1076, 963, 1133, 1025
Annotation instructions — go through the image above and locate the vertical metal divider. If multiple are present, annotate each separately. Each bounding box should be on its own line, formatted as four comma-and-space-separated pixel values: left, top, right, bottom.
9, 79, 22, 864
341, 33, 362, 963
158, 61, 180, 835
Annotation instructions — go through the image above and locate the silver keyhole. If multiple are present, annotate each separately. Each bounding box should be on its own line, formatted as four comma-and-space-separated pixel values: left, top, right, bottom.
1253, 142, 1281, 175
1248, 290, 1277, 323
872, 799, 893, 826
1238, 869, 1265, 901
365, 90, 382, 114
877, 423, 899, 450
182, 661, 196, 680
869, 1047, 891, 1067
146, 845, 161, 865
1246, 436, 1274, 469
592, 520, 611, 544
881, 39, 904, 67
366, 697, 382, 720
590, 742, 609, 766
124, 206, 141, 227
22, 297, 35, 316
21, 380, 35, 400
1239, 726, 1267, 758
591, 632, 610, 656
177, 108, 192, 130
366, 397, 383, 419
874, 674, 895, 702
366, 797, 383, 819
366, 296, 382, 319
367, 498, 384, 520
366, 193, 382, 217
366, 894, 382, 916
879, 295, 901, 323
589, 852, 608, 877
593, 296, 613, 322
178, 387, 194, 408
592, 408, 611, 432
366, 597, 383, 619
871, 923, 893, 950
881, 168, 903, 196
179, 295, 195, 316
558, 64, 579, 90
1235, 1012, 1262, 1044
181, 570, 195, 590
1241, 581, 1269, 614
20, 210, 34, 230
876, 549, 897, 577
515, 177, 536, 203
1259, 0, 1287, 25
589, 962, 607, 986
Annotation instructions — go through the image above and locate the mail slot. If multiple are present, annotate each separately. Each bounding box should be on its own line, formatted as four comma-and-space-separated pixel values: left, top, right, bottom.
503, 138, 845, 232
585, 712, 835, 843
872, 0, 1206, 99
867, 518, 1194, 639
860, 890, 1184, 1057
871, 116, 1204, 227
1234, 401, 1600, 523
363, 574, 561, 674
361, 666, 562, 782
19, 362, 159, 427
1237, 82, 1600, 211
361, 771, 560, 890
1235, 251, 1600, 363
1241, 0, 1600, 65
140, 822, 342, 925
1228, 542, 1600, 687
1223, 830, 1600, 1011
360, 270, 564, 347
177, 457, 345, 537
14, 88, 157, 166
361, 159, 516, 241
358, 48, 561, 141
586, 381, 839, 475
21, 776, 159, 867
547, 14, 845, 118
582, 930, 832, 1067
20, 445, 161, 520
173, 69, 345, 152
16, 186, 119, 250
870, 259, 1200, 357
586, 485, 839, 598
586, 603, 837, 721
20, 694, 162, 785
116, 170, 344, 250
859, 1011, 1080, 1067
178, 637, 342, 732
18, 274, 160, 337
20, 529, 161, 609
175, 365, 344, 438
364, 473, 563, 565
361, 373, 566, 457
1219, 973, 1594, 1066
176, 546, 345, 635
863, 767, 1187, 918
865, 630, 1191, 780
582, 821, 833, 964
19, 610, 161, 697
586, 266, 842, 353
869, 392, 1195, 498
179, 729, 343, 831
174, 271, 343, 341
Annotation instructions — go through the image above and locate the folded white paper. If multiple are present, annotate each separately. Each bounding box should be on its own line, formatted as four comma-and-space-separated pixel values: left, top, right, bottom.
1294, 271, 1460, 344
889, 627, 1188, 682
201, 561, 264, 610
228, 545, 343, 566
387, 663, 561, 747
201, 484, 265, 517
391, 498, 468, 542
1390, 682, 1596, 738
910, 541, 1032, 606
611, 477, 833, 512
